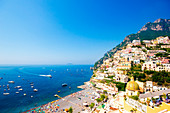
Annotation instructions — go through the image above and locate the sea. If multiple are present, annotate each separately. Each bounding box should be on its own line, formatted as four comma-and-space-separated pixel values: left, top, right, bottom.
0, 65, 93, 113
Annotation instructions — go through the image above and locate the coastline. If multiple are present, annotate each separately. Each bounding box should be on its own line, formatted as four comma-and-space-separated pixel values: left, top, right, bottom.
23, 82, 92, 113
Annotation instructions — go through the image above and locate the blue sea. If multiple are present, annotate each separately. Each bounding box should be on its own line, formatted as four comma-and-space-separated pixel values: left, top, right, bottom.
0, 65, 93, 113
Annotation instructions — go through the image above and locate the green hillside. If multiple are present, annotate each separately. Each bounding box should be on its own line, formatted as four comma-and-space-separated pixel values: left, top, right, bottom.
94, 18, 170, 69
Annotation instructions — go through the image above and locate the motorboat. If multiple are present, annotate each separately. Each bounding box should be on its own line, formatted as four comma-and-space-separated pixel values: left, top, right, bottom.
33, 89, 38, 92
40, 75, 52, 78
31, 86, 34, 88
3, 93, 9, 95
62, 83, 67, 87
8, 81, 14, 84
58, 91, 60, 93
16, 92, 19, 94
15, 86, 21, 88
24, 93, 26, 96
54, 94, 59, 97
31, 95, 33, 98
18, 88, 23, 91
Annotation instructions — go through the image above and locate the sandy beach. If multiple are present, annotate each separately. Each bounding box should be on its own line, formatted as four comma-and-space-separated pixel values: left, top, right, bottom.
24, 87, 97, 113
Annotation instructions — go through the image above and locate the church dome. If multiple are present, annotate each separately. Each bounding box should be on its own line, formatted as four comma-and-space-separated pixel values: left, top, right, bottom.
126, 77, 139, 91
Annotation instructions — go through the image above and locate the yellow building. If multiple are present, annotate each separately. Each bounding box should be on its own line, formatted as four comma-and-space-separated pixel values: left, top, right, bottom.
126, 77, 140, 96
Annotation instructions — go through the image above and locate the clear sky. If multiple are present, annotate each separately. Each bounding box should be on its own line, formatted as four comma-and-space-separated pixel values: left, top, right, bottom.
0, 0, 169, 64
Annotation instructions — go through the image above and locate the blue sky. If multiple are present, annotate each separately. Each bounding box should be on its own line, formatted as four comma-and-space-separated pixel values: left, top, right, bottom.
0, 0, 169, 64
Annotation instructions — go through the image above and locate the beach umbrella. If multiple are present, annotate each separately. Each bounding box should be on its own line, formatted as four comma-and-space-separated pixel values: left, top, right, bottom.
102, 104, 105, 108
65, 109, 68, 112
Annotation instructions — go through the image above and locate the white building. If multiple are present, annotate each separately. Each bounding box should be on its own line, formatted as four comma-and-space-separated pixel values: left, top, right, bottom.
142, 61, 157, 71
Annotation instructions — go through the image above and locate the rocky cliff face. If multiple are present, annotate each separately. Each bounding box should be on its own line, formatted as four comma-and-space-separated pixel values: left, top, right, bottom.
94, 18, 170, 69
138, 19, 170, 33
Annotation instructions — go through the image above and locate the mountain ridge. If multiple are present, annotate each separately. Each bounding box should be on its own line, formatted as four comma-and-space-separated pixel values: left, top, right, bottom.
94, 18, 170, 69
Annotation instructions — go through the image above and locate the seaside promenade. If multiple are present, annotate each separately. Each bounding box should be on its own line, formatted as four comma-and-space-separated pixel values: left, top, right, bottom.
24, 87, 97, 113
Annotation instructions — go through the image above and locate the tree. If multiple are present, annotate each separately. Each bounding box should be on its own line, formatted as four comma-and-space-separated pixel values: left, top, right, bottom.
68, 106, 73, 113
103, 90, 107, 94
100, 94, 105, 100
89, 103, 95, 110
130, 109, 134, 113
96, 98, 102, 103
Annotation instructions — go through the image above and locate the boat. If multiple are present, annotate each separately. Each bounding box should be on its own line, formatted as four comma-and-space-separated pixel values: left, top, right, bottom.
62, 83, 67, 87
33, 89, 38, 92
16, 92, 19, 94
18, 88, 23, 91
15, 86, 21, 88
40, 75, 52, 78
8, 81, 14, 84
31, 95, 33, 98
24, 93, 26, 96
3, 93, 9, 95
54, 94, 59, 97
18, 76, 20, 77
31, 86, 34, 88
58, 91, 60, 93
30, 84, 34, 86
69, 87, 71, 89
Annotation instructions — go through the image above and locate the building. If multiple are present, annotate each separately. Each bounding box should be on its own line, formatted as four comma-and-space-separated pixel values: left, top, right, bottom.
126, 77, 140, 96
161, 45, 170, 48
142, 61, 157, 71
143, 40, 151, 44
145, 81, 153, 93
147, 50, 166, 54
132, 40, 141, 46
124, 89, 170, 113
113, 74, 128, 83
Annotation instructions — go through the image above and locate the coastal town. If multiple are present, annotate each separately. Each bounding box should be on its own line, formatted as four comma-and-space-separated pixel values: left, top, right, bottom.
26, 36, 170, 113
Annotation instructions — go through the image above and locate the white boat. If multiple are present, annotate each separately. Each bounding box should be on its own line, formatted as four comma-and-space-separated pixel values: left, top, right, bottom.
62, 83, 67, 87
31, 86, 34, 88
18, 76, 20, 77
3, 93, 9, 95
18, 88, 23, 91
40, 75, 52, 78
16, 92, 19, 94
24, 93, 26, 96
33, 89, 38, 92
15, 86, 21, 88
8, 81, 14, 84
54, 94, 58, 97
31, 95, 33, 98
